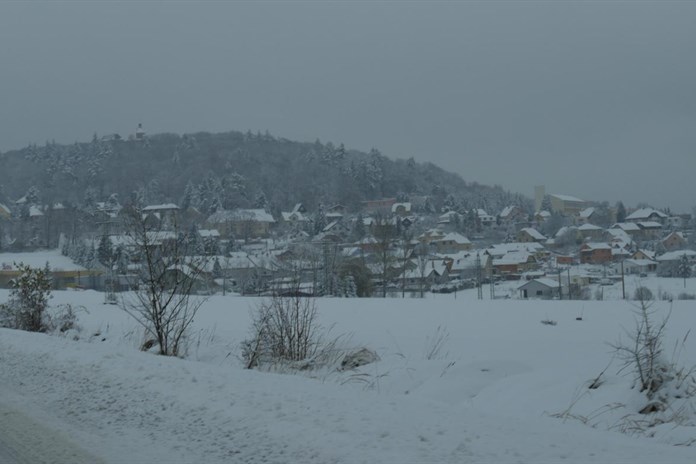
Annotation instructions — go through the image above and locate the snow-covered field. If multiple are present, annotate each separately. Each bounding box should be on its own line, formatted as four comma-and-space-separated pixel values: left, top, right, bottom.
1, 282, 696, 463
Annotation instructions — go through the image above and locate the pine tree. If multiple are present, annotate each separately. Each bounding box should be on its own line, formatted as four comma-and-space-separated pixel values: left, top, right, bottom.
616, 201, 627, 223
678, 254, 692, 288
97, 235, 114, 267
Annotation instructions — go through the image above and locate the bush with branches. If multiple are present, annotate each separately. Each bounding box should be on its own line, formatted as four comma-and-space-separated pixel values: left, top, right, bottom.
243, 292, 327, 369
611, 298, 696, 414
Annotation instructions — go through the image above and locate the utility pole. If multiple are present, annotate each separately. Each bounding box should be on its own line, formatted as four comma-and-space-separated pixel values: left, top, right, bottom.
558, 268, 563, 300
621, 259, 626, 299
476, 252, 483, 300
567, 267, 572, 300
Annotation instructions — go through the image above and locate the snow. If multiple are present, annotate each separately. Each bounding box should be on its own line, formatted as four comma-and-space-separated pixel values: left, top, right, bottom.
1, 280, 696, 462
0, 250, 86, 272
550, 193, 585, 203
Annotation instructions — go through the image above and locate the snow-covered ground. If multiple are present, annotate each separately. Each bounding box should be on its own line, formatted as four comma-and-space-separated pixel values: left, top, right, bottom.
1, 283, 696, 463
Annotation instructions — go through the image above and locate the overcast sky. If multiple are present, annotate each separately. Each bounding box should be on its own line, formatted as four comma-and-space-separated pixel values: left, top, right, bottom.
1, 1, 694, 211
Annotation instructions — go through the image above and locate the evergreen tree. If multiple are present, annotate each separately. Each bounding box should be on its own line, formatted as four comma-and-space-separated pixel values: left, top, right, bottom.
678, 254, 692, 288
97, 235, 114, 267
616, 201, 627, 223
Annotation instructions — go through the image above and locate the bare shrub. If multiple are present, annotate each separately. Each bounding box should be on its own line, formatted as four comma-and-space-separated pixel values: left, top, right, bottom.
611, 299, 670, 399
677, 292, 696, 300
423, 326, 450, 360
243, 293, 323, 369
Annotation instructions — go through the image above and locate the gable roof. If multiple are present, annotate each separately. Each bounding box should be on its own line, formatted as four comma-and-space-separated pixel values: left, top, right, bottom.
520, 227, 546, 241
626, 208, 668, 221
550, 193, 584, 203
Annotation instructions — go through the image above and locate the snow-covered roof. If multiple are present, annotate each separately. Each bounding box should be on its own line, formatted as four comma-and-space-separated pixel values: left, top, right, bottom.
487, 242, 544, 256
578, 223, 602, 231
207, 209, 275, 224
29, 205, 44, 217
578, 207, 595, 218
518, 278, 559, 289
637, 221, 662, 229
581, 242, 612, 250
624, 259, 656, 267
607, 228, 633, 243
520, 228, 546, 241
493, 251, 533, 266
555, 226, 577, 238
143, 203, 179, 211
0, 203, 10, 215
611, 222, 640, 232
198, 229, 220, 238
656, 250, 696, 262
499, 206, 516, 218
281, 211, 309, 222
626, 208, 668, 221
536, 210, 551, 218
550, 193, 584, 203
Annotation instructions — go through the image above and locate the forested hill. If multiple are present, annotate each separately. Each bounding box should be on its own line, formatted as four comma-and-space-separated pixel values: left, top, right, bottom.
0, 130, 530, 216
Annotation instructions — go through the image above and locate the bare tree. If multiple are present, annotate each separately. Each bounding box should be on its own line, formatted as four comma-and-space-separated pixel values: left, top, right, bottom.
373, 214, 396, 297
120, 205, 210, 357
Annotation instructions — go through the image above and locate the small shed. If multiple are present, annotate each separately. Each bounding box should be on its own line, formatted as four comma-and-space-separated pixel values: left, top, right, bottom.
518, 278, 561, 299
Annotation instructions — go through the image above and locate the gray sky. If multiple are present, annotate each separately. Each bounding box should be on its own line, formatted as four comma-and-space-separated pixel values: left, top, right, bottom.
1, 1, 694, 212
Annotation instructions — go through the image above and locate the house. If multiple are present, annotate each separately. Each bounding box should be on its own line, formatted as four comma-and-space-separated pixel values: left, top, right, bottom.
444, 251, 483, 281
281, 203, 309, 223
206, 209, 276, 239
633, 249, 656, 261
142, 203, 180, 230
577, 223, 605, 241
492, 251, 538, 276
518, 227, 546, 243
576, 207, 596, 225
314, 220, 351, 243
624, 259, 657, 275
610, 222, 641, 239
579, 243, 612, 264
475, 209, 496, 227
635, 221, 663, 241
655, 249, 696, 277
361, 198, 397, 215
534, 210, 551, 224
326, 204, 346, 221
400, 259, 450, 291
661, 231, 687, 251
437, 211, 460, 227
625, 208, 668, 224
428, 232, 472, 254
418, 228, 446, 246
518, 278, 561, 299
549, 194, 587, 216
498, 205, 526, 225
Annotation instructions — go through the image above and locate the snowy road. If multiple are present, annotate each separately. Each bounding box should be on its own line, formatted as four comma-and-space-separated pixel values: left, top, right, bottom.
0, 401, 103, 464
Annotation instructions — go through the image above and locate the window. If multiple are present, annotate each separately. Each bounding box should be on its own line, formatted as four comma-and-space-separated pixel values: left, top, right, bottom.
536, 290, 544, 296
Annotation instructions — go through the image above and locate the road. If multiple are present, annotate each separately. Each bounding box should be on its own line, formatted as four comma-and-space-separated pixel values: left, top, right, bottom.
0, 401, 104, 464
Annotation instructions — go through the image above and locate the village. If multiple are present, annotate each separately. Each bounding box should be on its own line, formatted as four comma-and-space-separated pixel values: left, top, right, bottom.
0, 185, 693, 301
